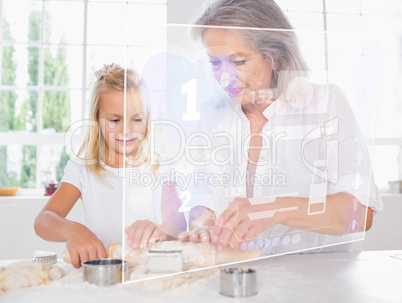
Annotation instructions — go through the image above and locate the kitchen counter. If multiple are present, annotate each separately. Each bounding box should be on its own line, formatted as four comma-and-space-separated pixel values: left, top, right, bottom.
1, 250, 401, 303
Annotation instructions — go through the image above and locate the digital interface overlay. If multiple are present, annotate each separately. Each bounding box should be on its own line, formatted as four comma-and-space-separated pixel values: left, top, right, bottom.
118, 23, 381, 284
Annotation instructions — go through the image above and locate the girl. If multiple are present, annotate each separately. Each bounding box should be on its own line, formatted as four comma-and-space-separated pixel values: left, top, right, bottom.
34, 64, 180, 268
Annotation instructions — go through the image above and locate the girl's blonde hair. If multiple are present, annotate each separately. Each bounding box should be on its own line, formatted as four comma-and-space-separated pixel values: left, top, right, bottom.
77, 63, 158, 177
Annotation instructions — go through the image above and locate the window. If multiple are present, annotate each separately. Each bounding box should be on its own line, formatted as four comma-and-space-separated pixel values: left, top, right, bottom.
276, 0, 402, 191
0, 0, 167, 194
1, 0, 401, 193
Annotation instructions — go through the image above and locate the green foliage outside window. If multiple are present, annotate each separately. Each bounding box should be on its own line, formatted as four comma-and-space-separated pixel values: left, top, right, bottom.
0, 10, 71, 188
0, 18, 19, 187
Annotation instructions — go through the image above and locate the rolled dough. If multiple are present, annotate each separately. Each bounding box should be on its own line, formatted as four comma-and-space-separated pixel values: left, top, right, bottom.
0, 261, 65, 292
62, 241, 260, 289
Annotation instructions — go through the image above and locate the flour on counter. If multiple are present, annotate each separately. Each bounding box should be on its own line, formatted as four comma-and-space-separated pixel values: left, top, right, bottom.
0, 261, 65, 292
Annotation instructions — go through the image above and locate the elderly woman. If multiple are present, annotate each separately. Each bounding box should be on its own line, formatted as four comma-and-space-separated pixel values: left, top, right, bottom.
180, 0, 382, 254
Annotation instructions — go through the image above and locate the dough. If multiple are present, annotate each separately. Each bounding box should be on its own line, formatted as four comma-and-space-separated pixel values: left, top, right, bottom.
47, 266, 65, 281
108, 241, 261, 268
62, 250, 71, 264
128, 264, 216, 290
63, 241, 261, 289
0, 269, 45, 291
109, 241, 260, 289
6, 261, 44, 271
108, 241, 217, 270
0, 261, 64, 292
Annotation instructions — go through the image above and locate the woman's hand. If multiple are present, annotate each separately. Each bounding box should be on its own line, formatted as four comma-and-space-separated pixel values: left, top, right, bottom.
211, 197, 275, 251
210, 193, 373, 251
178, 207, 216, 243
66, 223, 107, 269
125, 220, 169, 249
178, 227, 213, 243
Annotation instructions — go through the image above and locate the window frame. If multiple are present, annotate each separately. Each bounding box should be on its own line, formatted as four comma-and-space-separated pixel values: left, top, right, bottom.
0, 0, 167, 194
0, 0, 400, 193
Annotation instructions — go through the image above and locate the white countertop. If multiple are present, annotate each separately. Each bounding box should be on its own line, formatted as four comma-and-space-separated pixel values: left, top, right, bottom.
1, 250, 401, 303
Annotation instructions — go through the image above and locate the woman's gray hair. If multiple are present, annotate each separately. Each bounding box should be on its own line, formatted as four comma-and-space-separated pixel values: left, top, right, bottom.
194, 0, 309, 98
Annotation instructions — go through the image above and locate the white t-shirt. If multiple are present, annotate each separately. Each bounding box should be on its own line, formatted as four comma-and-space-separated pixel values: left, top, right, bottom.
61, 159, 162, 248
201, 83, 383, 253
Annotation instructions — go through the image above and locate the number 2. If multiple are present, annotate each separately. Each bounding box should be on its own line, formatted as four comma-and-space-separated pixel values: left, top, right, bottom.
178, 191, 192, 212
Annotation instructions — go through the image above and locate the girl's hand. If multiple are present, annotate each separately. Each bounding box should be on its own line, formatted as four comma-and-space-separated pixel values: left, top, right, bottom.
66, 224, 107, 269
125, 220, 169, 249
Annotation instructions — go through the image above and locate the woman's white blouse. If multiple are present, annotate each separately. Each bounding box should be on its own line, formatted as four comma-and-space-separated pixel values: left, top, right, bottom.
204, 83, 382, 253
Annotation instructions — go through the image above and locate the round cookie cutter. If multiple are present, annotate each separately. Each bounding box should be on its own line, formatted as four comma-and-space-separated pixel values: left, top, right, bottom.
82, 259, 128, 286
220, 267, 257, 297
32, 251, 57, 265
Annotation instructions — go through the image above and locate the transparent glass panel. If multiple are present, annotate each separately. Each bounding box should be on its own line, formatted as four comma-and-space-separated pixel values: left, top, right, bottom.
361, 0, 400, 15
0, 89, 38, 132
42, 91, 71, 132
128, 0, 166, 3
86, 46, 126, 86
303, 50, 326, 76
89, 0, 166, 2
361, 30, 401, 138
371, 145, 400, 191
327, 53, 361, 95
43, 1, 84, 44
287, 0, 322, 12
326, 30, 363, 55
287, 16, 325, 72
361, 15, 400, 35
375, 81, 402, 139
43, 46, 82, 88
286, 12, 324, 31
126, 46, 167, 72
326, 13, 361, 34
325, 0, 361, 14
275, 0, 289, 11
327, 52, 381, 138
127, 3, 167, 24
2, 0, 42, 42
0, 145, 36, 188
121, 23, 379, 283
126, 5, 167, 46
87, 3, 127, 45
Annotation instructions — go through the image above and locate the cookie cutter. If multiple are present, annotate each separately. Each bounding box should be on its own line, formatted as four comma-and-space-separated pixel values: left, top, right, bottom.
147, 249, 183, 273
82, 259, 127, 286
32, 251, 57, 265
220, 267, 257, 297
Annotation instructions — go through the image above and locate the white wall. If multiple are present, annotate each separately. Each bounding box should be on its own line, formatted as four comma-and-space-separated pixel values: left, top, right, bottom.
167, 0, 205, 48
361, 195, 402, 251
167, 0, 205, 24
0, 197, 84, 259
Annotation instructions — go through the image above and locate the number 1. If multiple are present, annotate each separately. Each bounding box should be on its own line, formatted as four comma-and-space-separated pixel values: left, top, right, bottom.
181, 79, 200, 121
